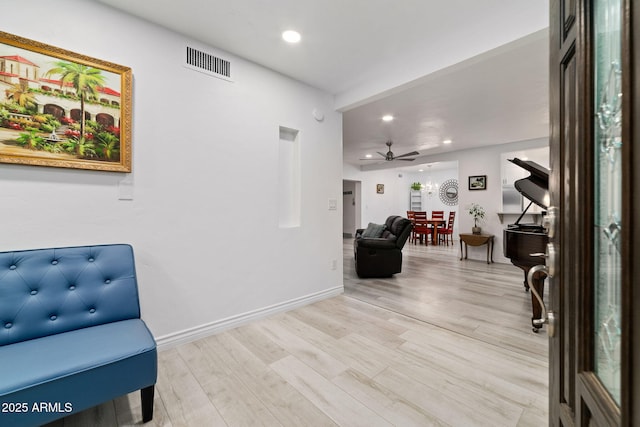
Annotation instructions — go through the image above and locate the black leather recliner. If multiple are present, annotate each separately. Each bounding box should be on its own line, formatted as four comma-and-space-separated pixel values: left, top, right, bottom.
353, 215, 412, 278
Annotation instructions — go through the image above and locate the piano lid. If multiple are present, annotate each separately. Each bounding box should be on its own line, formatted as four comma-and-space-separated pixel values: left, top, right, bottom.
508, 158, 550, 209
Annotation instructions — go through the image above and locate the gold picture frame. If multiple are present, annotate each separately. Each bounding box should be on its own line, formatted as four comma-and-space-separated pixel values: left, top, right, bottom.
0, 31, 131, 172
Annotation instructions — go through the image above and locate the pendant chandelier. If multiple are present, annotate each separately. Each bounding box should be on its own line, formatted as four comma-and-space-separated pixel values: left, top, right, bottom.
424, 165, 439, 197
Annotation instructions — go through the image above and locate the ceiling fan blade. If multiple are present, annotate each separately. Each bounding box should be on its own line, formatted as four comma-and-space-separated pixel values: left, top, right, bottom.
394, 151, 420, 158
359, 158, 382, 160
363, 143, 417, 162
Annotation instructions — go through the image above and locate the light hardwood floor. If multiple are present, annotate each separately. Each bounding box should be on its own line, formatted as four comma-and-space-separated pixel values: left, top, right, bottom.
47, 238, 549, 426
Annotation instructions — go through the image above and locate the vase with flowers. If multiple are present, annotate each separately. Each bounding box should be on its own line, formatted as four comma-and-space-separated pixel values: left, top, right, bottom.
467, 203, 485, 234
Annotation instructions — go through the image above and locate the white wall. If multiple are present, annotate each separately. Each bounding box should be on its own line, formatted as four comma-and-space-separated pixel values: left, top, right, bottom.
343, 165, 408, 225
342, 165, 459, 233
344, 137, 548, 263
1, 0, 343, 343
455, 138, 548, 263
403, 168, 458, 207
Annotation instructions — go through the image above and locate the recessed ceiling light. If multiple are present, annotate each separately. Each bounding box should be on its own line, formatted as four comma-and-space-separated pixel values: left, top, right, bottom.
282, 30, 301, 43
418, 169, 424, 172
442, 139, 452, 144
365, 154, 373, 158
382, 115, 394, 122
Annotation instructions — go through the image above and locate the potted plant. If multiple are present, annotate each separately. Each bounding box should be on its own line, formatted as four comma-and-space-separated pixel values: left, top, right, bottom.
410, 182, 422, 191
467, 203, 485, 234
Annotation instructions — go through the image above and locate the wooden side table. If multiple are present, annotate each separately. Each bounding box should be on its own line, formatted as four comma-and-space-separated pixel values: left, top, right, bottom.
459, 233, 494, 264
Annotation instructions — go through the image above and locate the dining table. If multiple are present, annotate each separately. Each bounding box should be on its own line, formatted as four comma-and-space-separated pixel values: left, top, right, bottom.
413, 217, 447, 245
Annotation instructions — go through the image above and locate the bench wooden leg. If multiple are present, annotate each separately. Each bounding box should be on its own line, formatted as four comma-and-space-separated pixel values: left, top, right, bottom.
141, 385, 155, 422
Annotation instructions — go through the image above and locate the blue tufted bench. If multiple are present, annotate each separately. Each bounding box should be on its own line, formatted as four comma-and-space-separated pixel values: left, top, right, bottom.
0, 244, 157, 426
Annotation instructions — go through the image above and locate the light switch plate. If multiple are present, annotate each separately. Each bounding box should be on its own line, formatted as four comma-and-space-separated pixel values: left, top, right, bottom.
328, 198, 337, 210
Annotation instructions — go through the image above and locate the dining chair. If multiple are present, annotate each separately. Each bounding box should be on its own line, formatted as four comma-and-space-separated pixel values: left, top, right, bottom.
430, 210, 445, 244
407, 211, 416, 243
438, 211, 456, 246
412, 211, 429, 244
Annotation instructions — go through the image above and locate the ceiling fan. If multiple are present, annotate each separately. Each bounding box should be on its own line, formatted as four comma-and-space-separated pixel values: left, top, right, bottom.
361, 141, 419, 161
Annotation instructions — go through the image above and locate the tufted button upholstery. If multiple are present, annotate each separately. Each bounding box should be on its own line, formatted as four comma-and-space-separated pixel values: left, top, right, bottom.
0, 244, 141, 346
0, 243, 157, 427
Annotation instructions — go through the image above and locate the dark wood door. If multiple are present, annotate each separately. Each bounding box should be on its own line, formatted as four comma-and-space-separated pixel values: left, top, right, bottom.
549, 0, 639, 425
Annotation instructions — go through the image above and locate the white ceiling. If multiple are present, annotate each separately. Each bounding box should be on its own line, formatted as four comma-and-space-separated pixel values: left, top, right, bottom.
96, 0, 549, 169
344, 30, 549, 168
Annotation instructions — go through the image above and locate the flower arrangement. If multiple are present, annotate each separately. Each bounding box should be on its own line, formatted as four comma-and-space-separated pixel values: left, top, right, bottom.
467, 203, 486, 228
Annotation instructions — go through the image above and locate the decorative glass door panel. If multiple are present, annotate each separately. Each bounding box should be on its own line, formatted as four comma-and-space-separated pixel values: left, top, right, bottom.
594, 0, 622, 405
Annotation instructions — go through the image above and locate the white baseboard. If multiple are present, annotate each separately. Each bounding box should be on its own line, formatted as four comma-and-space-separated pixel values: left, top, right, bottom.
155, 285, 344, 350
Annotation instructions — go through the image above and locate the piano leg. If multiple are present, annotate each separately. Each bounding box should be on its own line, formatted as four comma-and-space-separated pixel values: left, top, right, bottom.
529, 270, 546, 332
522, 271, 530, 291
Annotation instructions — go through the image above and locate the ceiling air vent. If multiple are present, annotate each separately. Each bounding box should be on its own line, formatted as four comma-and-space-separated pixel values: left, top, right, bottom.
184, 46, 232, 81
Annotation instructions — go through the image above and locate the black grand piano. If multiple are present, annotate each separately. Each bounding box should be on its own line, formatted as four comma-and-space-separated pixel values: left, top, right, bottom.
503, 158, 550, 332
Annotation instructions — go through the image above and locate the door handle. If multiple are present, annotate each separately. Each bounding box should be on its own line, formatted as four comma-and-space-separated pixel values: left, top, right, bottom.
527, 264, 556, 337
530, 243, 557, 277
528, 206, 558, 337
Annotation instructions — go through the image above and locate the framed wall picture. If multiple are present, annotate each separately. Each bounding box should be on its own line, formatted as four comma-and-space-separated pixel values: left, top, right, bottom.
376, 183, 384, 194
468, 175, 487, 190
0, 31, 132, 172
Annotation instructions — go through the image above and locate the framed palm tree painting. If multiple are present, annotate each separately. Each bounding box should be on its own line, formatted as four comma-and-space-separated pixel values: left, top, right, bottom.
0, 31, 131, 172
